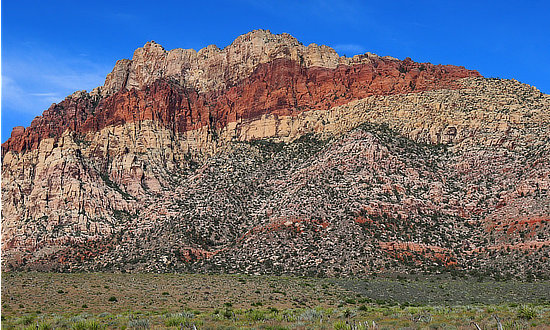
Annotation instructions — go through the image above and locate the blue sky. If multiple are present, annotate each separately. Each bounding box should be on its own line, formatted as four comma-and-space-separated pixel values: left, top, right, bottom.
2, 0, 549, 142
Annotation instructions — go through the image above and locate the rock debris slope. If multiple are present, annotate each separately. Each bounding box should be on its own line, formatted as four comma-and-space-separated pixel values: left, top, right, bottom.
2, 30, 549, 278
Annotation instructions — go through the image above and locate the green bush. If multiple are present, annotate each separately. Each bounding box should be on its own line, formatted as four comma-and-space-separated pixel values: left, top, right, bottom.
222, 309, 234, 319
71, 320, 103, 330
23, 323, 52, 330
298, 309, 322, 321
517, 305, 537, 320
333, 321, 349, 330
38, 324, 53, 330
127, 318, 150, 329
247, 309, 267, 321
17, 315, 36, 326
165, 315, 187, 327
165, 313, 198, 327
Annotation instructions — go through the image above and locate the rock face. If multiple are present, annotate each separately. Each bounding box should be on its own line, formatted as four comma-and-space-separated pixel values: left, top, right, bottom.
2, 30, 549, 278
2, 32, 478, 154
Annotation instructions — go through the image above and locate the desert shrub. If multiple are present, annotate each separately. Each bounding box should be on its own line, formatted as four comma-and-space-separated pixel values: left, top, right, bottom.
222, 309, 234, 319
268, 307, 279, 314
22, 324, 52, 330
340, 308, 356, 319
333, 321, 349, 330
17, 315, 36, 326
38, 323, 53, 330
298, 308, 323, 321
262, 326, 288, 330
71, 320, 103, 330
183, 311, 196, 318
280, 310, 297, 322
165, 313, 198, 327
517, 305, 537, 320
247, 309, 268, 321
165, 314, 186, 327
127, 318, 150, 329
344, 298, 356, 304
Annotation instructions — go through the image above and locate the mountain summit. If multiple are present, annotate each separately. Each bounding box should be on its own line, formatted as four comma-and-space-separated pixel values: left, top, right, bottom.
2, 30, 549, 278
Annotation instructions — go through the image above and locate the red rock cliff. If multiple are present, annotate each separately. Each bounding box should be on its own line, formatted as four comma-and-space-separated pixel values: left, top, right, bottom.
3, 51, 479, 154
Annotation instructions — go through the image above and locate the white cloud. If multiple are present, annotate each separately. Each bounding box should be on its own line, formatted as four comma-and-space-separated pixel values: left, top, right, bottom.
2, 76, 56, 115
2, 46, 112, 118
2, 76, 32, 112
28, 92, 60, 97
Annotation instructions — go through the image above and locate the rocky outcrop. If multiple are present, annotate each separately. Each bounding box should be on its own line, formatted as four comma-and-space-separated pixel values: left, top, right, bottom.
104, 29, 351, 95
1, 31, 549, 278
3, 54, 478, 154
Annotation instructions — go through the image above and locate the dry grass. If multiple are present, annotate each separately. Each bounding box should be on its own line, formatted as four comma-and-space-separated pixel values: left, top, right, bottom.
2, 272, 550, 329
1, 272, 347, 315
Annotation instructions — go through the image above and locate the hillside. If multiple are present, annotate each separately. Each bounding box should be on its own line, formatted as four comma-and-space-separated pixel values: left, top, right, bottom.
2, 30, 549, 278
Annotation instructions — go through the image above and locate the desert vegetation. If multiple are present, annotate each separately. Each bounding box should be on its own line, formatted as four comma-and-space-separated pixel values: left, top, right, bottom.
2, 272, 550, 329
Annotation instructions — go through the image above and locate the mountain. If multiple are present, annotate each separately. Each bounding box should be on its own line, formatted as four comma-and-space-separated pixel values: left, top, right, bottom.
2, 30, 549, 279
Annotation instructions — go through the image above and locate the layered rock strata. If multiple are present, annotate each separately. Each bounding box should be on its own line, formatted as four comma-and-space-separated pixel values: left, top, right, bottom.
2, 30, 549, 278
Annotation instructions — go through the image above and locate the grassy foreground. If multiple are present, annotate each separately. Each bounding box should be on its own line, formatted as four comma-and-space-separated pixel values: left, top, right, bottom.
2, 272, 550, 329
